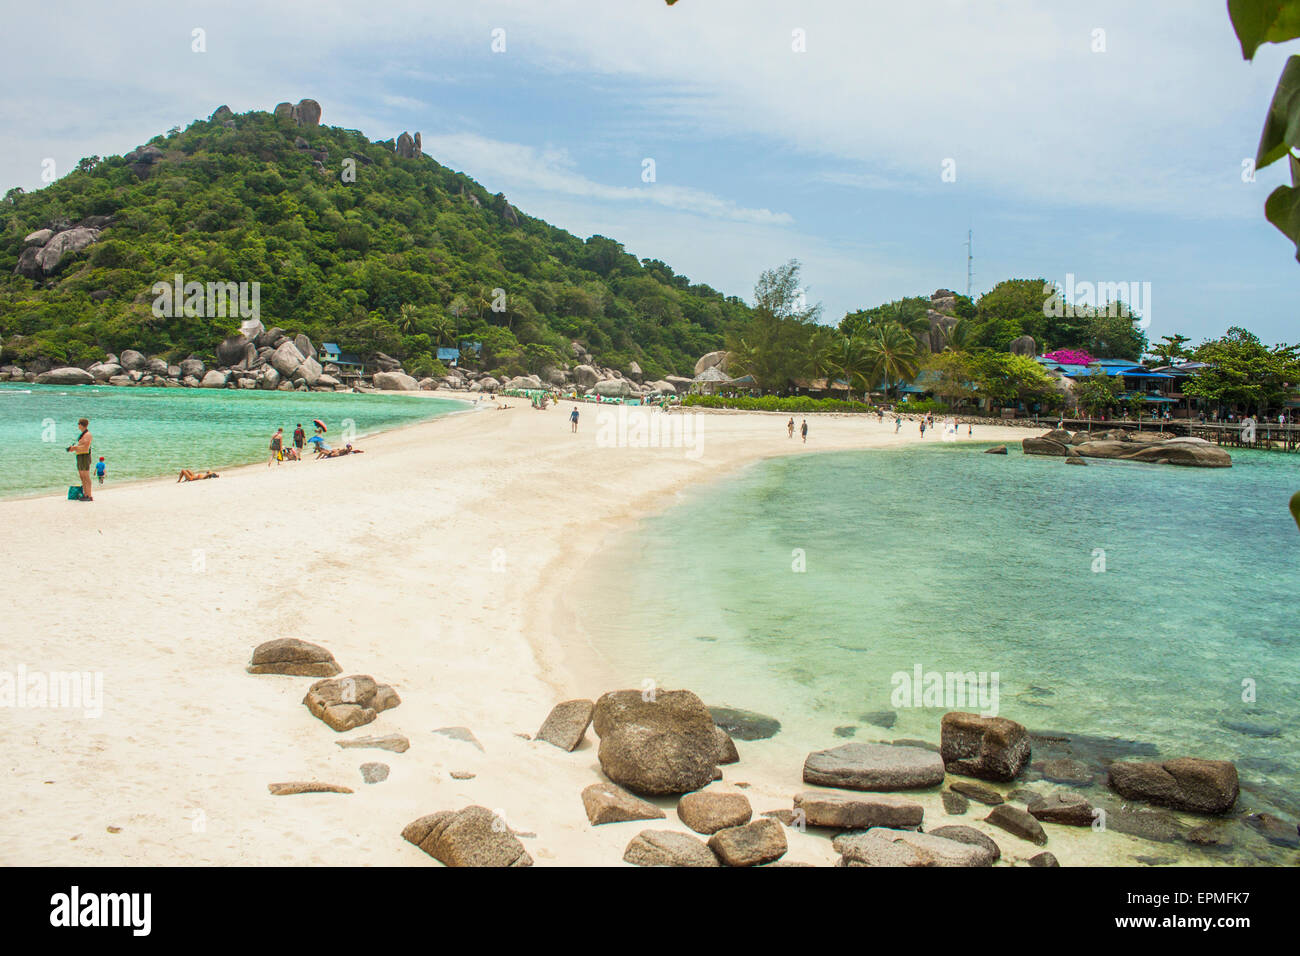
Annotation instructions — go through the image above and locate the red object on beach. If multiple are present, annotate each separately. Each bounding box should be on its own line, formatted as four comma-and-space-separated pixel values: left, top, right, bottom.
313, 419, 327, 432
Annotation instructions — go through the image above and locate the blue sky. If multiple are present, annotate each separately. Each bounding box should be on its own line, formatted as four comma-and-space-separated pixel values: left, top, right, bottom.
4, 0, 1297, 345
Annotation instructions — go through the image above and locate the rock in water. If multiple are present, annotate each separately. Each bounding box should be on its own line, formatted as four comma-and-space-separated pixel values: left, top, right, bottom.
940, 712, 1031, 781
950, 781, 1004, 806
1028, 791, 1095, 826
708, 819, 787, 867
402, 806, 532, 867
302, 675, 400, 732
34, 367, 94, 385
708, 705, 781, 741
794, 791, 923, 829
714, 727, 740, 764
676, 791, 752, 834
802, 742, 945, 791
985, 445, 1008, 454
592, 689, 720, 795
928, 825, 1002, 862
984, 805, 1048, 845
623, 829, 720, 867
942, 790, 969, 814
246, 638, 341, 677
581, 783, 666, 825
1107, 758, 1239, 814
535, 699, 594, 752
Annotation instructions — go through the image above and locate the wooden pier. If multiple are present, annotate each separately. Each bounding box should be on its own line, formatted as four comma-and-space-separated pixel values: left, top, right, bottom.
1038, 418, 1300, 452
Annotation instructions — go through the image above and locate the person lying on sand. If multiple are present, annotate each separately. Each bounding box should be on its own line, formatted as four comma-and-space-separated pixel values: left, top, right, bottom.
177, 469, 220, 482
317, 443, 365, 459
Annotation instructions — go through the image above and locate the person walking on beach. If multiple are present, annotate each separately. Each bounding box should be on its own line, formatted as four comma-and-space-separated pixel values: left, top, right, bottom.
269, 427, 284, 466
570, 406, 579, 433
787, 417, 795, 438
66, 418, 94, 501
95, 457, 106, 485
800, 419, 808, 443
293, 423, 306, 455
894, 415, 902, 433
919, 420, 926, 438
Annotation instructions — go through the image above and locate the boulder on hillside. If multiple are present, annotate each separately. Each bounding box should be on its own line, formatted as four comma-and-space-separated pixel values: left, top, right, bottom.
302, 675, 401, 732
247, 638, 341, 677
291, 99, 321, 127
1108, 758, 1239, 814
373, 351, 402, 372
294, 334, 315, 362
572, 364, 600, 388
694, 350, 728, 376
627, 360, 643, 381
402, 806, 532, 867
34, 227, 99, 273
1009, 334, 1037, 356
665, 375, 693, 395
13, 247, 43, 278
119, 349, 147, 371
373, 371, 418, 391
270, 340, 306, 377
593, 689, 721, 796
23, 228, 53, 247
35, 367, 94, 385
940, 712, 1031, 781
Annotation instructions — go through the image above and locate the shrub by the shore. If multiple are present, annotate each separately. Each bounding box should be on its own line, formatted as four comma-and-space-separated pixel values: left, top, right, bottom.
684, 394, 952, 415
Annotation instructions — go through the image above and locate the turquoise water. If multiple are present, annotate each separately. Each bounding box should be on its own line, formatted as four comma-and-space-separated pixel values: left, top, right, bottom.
0, 384, 467, 498
581, 442, 1300, 860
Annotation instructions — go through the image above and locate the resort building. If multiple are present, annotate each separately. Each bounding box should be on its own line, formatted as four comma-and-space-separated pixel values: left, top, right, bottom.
317, 342, 365, 382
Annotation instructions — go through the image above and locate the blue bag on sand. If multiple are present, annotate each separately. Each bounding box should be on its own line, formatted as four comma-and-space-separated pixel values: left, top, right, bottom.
68, 486, 83, 500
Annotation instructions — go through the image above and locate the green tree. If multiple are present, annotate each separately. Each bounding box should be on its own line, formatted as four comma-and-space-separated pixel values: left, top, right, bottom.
1073, 370, 1122, 417
1183, 326, 1300, 413
861, 322, 920, 396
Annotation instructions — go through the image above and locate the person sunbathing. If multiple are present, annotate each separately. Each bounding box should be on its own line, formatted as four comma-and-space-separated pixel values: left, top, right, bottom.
177, 469, 220, 482
317, 443, 364, 459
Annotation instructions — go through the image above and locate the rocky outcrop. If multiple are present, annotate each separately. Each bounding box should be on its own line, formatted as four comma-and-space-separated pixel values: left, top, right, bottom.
16, 226, 101, 276
623, 829, 719, 867
1009, 335, 1037, 356
246, 638, 341, 677
274, 99, 321, 127
1024, 430, 1232, 468
1108, 758, 1239, 814
592, 689, 720, 796
572, 364, 600, 388
793, 791, 924, 829
402, 806, 532, 867
200, 370, 229, 388
593, 378, 633, 398
803, 742, 945, 791
676, 791, 752, 834
373, 371, 417, 391
302, 675, 400, 732
123, 144, 164, 179
581, 783, 666, 825
396, 131, 423, 159
940, 713, 1031, 782
535, 699, 594, 752
707, 819, 787, 866
34, 367, 94, 385
694, 350, 728, 376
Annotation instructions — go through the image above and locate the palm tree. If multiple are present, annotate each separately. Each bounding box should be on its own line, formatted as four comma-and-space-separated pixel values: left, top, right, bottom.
826, 336, 874, 400
427, 312, 457, 348
396, 303, 420, 335
944, 317, 976, 352
862, 322, 921, 397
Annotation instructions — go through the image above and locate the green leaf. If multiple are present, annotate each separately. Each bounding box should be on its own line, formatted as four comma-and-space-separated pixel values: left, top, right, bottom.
1264, 183, 1300, 260
1229, 0, 1300, 59
1255, 55, 1300, 169
1291, 490, 1300, 531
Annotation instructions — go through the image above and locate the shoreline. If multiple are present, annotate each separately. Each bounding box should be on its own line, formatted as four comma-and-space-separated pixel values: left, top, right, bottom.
0, 402, 1215, 866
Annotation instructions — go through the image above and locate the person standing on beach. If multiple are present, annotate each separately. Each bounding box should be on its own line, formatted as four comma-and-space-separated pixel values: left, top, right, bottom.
894, 415, 902, 433
919, 420, 926, 438
570, 406, 579, 433
800, 419, 808, 443
269, 427, 284, 466
66, 418, 94, 501
95, 457, 106, 485
293, 423, 306, 456
787, 417, 795, 438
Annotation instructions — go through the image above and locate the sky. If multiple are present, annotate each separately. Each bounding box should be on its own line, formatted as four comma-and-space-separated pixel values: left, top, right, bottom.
3, 0, 1298, 345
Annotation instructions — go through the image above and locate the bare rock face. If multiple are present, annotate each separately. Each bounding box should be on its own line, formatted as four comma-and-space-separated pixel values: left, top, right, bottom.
396, 130, 422, 158
179, 358, 205, 378
24, 228, 53, 246
581, 783, 666, 825
802, 742, 945, 791
13, 246, 42, 278
694, 350, 728, 376
200, 370, 228, 388
402, 806, 533, 867
940, 712, 1031, 782
246, 638, 341, 677
927, 309, 959, 352
793, 791, 924, 829
302, 675, 400, 732
210, 105, 234, 123
572, 364, 600, 388
216, 334, 252, 368
593, 689, 720, 796
536, 699, 594, 752
623, 829, 719, 867
708, 818, 787, 866
270, 340, 306, 378
123, 144, 164, 179
930, 288, 959, 313
677, 791, 753, 834
292, 99, 321, 127
1009, 334, 1037, 356
1108, 758, 1239, 815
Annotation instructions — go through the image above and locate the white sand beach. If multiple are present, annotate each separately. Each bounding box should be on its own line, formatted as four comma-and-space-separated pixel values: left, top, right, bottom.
0, 398, 1091, 866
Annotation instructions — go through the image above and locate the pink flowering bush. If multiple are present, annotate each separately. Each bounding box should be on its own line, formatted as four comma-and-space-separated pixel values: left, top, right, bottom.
1043, 348, 1094, 365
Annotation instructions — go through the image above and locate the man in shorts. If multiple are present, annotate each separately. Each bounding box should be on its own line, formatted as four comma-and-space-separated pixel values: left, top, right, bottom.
66, 417, 94, 501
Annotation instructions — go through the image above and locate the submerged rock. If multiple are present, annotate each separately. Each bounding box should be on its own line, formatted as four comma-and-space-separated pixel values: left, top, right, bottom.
1108, 758, 1239, 814
929, 824, 1002, 862
1028, 791, 1095, 826
708, 705, 781, 741
941, 713, 1031, 782
984, 805, 1048, 845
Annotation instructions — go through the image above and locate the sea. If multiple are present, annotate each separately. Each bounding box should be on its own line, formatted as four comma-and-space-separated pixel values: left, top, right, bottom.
0, 383, 467, 499
576, 440, 1300, 864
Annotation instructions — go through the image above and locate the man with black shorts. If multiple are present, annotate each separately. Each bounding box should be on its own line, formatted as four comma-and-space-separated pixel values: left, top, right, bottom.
293, 423, 306, 456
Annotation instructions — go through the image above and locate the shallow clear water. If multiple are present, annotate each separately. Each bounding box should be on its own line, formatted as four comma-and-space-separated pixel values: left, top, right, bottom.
579, 442, 1300, 860
0, 384, 466, 499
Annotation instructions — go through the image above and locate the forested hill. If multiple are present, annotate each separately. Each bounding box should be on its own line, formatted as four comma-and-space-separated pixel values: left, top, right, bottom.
0, 100, 750, 380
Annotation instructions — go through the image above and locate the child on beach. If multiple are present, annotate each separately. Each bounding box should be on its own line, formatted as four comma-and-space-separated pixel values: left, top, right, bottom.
95, 457, 106, 484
